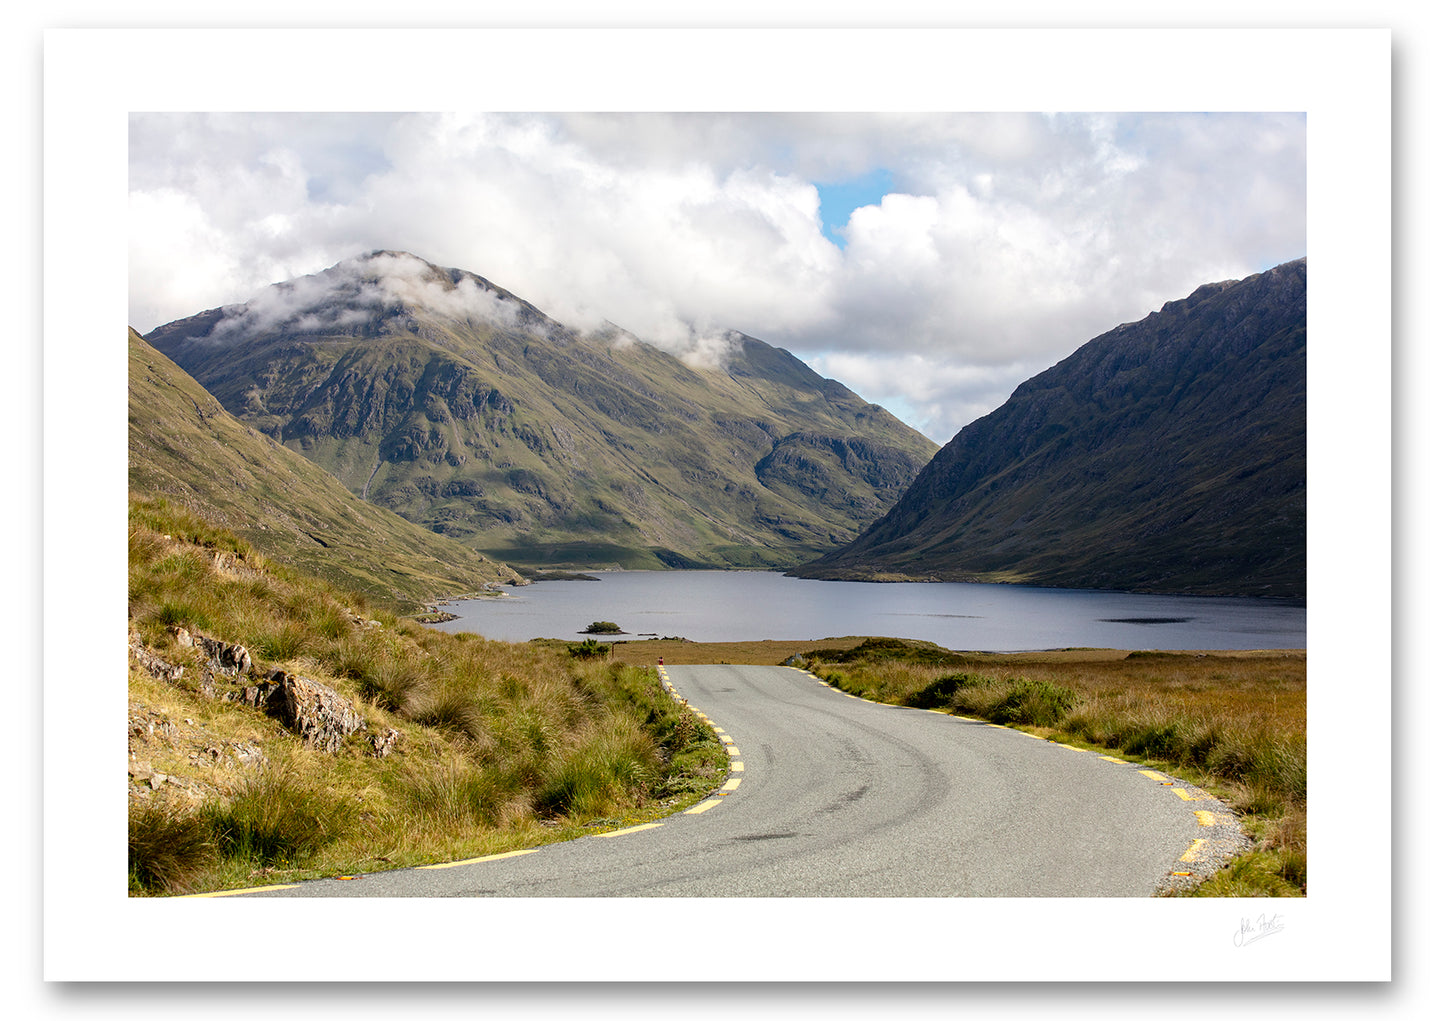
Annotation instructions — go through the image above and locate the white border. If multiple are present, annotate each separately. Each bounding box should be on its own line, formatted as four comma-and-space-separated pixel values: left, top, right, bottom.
44, 27, 1390, 984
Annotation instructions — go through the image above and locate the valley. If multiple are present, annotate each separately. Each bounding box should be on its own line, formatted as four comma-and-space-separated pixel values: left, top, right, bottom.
126, 253, 1308, 903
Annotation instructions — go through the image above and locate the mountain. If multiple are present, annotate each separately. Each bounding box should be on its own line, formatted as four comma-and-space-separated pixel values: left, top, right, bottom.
792, 259, 1306, 598
129, 327, 523, 608
144, 252, 938, 570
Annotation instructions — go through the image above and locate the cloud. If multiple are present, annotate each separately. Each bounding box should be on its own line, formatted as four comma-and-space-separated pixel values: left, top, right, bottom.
805, 350, 1044, 445
198, 251, 524, 342
129, 111, 1305, 441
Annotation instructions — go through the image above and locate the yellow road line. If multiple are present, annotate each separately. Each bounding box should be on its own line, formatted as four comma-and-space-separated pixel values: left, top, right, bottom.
1194, 810, 1217, 826
684, 799, 722, 815
721, 777, 742, 792
1098, 755, 1128, 764
418, 848, 539, 870
1179, 838, 1208, 863
1138, 770, 1173, 783
593, 823, 664, 839
178, 884, 299, 898
1172, 788, 1200, 801
726, 745, 741, 756
730, 760, 745, 772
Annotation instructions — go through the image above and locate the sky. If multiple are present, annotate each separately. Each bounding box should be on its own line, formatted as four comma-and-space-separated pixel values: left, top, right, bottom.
129, 110, 1305, 444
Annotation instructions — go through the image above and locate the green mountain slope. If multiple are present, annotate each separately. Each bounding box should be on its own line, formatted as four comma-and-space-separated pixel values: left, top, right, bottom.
793, 259, 1306, 597
145, 252, 937, 570
129, 328, 522, 608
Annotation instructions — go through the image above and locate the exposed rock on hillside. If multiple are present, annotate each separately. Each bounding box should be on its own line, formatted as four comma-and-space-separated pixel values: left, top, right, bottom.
130, 627, 391, 757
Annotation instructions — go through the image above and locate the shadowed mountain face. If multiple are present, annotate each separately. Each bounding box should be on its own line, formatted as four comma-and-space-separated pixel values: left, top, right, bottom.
145, 251, 938, 570
793, 260, 1306, 598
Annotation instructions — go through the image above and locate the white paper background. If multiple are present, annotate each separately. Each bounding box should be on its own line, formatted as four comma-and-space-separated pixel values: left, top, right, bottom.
26, 7, 1413, 1013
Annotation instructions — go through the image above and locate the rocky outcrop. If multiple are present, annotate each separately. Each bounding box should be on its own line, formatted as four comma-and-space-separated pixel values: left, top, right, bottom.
368, 726, 402, 758
235, 669, 366, 753
129, 628, 393, 756
129, 632, 185, 682
167, 626, 253, 693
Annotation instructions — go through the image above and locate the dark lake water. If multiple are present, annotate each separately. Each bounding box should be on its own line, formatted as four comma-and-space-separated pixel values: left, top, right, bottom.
427, 571, 1305, 651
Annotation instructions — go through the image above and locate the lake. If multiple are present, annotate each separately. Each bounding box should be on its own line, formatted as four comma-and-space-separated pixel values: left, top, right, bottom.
426, 571, 1305, 652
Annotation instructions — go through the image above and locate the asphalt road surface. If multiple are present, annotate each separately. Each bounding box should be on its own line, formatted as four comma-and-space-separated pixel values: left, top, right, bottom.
224, 664, 1235, 898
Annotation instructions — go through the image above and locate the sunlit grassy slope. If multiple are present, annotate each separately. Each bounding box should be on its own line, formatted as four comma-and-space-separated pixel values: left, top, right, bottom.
128, 498, 727, 895
130, 328, 520, 611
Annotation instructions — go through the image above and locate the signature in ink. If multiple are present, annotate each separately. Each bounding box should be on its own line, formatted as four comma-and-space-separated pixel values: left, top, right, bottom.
1233, 912, 1286, 948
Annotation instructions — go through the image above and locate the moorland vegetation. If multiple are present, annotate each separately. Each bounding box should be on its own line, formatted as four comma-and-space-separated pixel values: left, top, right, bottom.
127, 496, 728, 896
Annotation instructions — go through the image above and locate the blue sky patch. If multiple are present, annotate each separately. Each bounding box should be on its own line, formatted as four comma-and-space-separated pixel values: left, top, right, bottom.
815, 168, 894, 246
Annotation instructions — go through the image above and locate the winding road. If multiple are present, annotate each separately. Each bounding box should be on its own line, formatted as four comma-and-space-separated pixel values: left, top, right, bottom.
216, 664, 1237, 898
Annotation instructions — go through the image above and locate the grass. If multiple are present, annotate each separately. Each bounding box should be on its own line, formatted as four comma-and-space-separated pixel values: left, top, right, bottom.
128, 497, 1302, 898
127, 496, 729, 896
796, 641, 1306, 898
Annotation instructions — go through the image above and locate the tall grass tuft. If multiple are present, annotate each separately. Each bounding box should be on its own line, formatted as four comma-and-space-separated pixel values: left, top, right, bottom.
248, 617, 313, 662
398, 765, 508, 827
533, 722, 658, 820
129, 801, 216, 895
358, 656, 429, 715
412, 687, 491, 746
200, 766, 353, 867
989, 678, 1076, 726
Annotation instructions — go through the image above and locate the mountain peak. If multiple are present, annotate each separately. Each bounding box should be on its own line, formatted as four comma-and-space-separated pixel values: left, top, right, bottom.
146, 252, 554, 350
142, 253, 939, 571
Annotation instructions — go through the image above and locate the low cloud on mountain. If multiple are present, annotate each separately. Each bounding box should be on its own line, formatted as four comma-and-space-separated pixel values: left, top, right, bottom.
129, 112, 1305, 442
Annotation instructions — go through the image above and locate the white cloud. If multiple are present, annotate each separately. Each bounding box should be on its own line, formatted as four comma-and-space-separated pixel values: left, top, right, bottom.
128, 111, 1305, 442
194, 252, 526, 344
805, 350, 1044, 444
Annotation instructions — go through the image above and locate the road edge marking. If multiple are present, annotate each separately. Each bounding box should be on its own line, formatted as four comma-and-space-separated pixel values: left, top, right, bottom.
593, 822, 664, 839
176, 884, 300, 898
417, 848, 539, 870
657, 663, 744, 810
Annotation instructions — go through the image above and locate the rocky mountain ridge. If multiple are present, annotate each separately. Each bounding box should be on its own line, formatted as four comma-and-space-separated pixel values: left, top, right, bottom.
793, 259, 1307, 598
145, 251, 939, 570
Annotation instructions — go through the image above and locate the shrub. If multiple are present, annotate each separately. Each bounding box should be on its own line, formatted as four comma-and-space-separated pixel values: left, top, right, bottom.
583, 621, 622, 634
567, 639, 611, 659
904, 672, 983, 709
